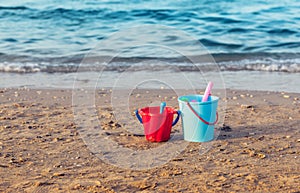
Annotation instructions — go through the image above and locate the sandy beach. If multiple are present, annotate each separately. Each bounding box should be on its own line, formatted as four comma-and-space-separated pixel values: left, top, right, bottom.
0, 87, 299, 192
1, 0, 300, 192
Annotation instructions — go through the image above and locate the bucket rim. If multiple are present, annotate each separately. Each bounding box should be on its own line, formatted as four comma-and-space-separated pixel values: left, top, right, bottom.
139, 106, 177, 116
178, 95, 219, 104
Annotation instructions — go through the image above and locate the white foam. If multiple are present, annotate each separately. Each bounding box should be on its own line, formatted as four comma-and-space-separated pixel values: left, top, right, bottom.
0, 62, 41, 73
219, 58, 300, 73
1, 57, 300, 73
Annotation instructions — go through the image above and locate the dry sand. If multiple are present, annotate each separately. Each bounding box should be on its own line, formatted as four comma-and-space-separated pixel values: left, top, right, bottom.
0, 87, 299, 192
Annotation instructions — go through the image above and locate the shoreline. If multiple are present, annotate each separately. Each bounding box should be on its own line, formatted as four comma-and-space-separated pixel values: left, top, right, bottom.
1, 70, 300, 93
0, 88, 299, 192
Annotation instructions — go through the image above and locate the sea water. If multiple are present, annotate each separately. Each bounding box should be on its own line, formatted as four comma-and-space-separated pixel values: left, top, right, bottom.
0, 0, 299, 92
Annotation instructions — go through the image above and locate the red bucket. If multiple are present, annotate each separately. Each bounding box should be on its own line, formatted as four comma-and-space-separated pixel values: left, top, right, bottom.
135, 106, 180, 142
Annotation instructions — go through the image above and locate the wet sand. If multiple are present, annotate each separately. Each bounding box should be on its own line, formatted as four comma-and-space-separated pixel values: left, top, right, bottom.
0, 88, 299, 192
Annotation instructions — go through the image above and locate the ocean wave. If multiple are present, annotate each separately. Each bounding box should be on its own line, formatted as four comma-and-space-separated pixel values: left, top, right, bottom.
219, 59, 300, 73
1, 0, 300, 62
0, 6, 29, 10
1, 55, 299, 73
200, 39, 244, 49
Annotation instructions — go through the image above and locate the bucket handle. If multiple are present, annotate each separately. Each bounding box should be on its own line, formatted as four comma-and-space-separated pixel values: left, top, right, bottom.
186, 102, 218, 125
135, 109, 143, 124
135, 109, 181, 127
172, 110, 181, 126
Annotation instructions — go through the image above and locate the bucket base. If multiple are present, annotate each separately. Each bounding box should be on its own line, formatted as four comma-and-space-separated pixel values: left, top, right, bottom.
146, 132, 171, 142
183, 125, 215, 142
183, 137, 214, 143
146, 136, 169, 142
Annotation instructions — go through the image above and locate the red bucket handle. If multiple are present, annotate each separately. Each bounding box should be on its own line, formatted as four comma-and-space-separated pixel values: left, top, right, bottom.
186, 102, 218, 125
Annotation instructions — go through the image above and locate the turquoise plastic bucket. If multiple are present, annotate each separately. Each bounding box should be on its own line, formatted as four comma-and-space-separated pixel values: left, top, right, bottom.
178, 95, 219, 142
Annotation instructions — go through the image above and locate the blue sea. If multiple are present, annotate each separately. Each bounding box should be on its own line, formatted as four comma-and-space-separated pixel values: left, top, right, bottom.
0, 0, 299, 92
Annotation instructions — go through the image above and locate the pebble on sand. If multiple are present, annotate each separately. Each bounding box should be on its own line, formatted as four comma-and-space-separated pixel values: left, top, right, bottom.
257, 153, 266, 159
240, 104, 253, 109
53, 172, 65, 177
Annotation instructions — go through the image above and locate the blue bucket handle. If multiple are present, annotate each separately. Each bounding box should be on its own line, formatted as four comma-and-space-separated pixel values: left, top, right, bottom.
135, 109, 181, 127
135, 109, 143, 124
172, 110, 181, 126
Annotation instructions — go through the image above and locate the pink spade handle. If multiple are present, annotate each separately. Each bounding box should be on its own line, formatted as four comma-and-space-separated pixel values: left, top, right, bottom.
202, 81, 213, 102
